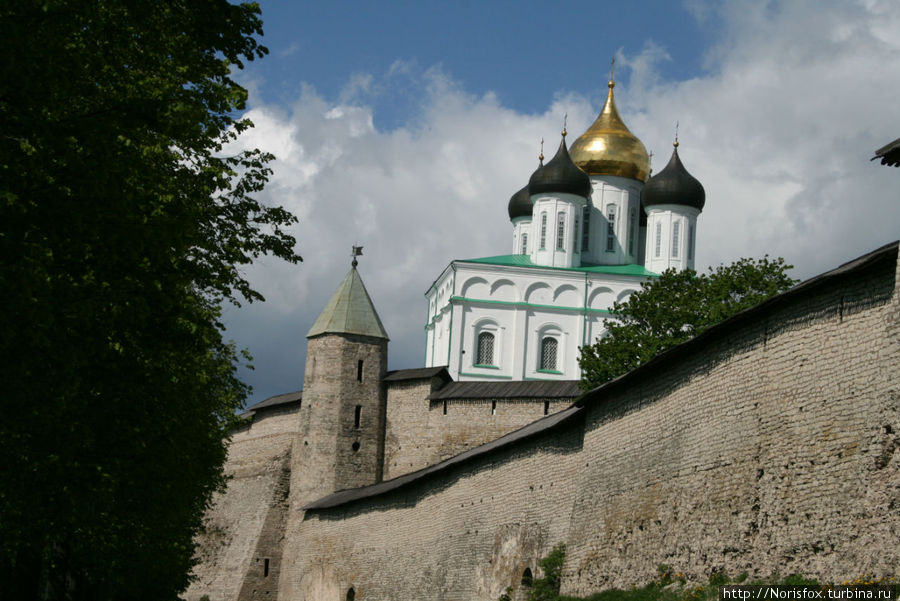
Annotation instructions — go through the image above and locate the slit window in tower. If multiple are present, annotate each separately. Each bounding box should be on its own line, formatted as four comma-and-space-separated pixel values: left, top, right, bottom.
491, 400, 497, 416
606, 205, 616, 252
354, 405, 361, 429
688, 224, 695, 261
556, 212, 565, 250
672, 222, 680, 258
544, 400, 550, 415
582, 205, 591, 251
477, 332, 495, 366
655, 222, 662, 257
357, 359, 363, 381
521, 233, 528, 255
539, 213, 547, 249
264, 558, 269, 577
629, 208, 637, 255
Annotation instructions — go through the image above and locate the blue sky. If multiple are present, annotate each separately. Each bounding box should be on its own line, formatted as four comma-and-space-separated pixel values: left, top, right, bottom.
224, 0, 900, 405
246, 1, 710, 127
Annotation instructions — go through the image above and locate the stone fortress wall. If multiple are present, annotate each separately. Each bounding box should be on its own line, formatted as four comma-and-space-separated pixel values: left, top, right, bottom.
283, 243, 899, 600
188, 242, 899, 601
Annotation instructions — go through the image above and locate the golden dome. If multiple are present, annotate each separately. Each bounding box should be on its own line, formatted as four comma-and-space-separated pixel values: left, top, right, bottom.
569, 80, 651, 182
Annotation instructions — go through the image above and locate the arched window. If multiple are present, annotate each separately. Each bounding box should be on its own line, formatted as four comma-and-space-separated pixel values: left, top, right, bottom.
521, 233, 528, 255
539, 213, 547, 249
556, 212, 565, 250
540, 337, 558, 371
654, 222, 662, 257
575, 216, 580, 253
688, 224, 695, 261
346, 587, 356, 601
606, 204, 616, 252
582, 205, 591, 251
522, 567, 533, 587
672, 222, 680, 258
628, 207, 637, 255
477, 332, 495, 366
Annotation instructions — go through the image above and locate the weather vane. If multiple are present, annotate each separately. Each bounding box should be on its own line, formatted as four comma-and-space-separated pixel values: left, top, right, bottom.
351, 245, 363, 268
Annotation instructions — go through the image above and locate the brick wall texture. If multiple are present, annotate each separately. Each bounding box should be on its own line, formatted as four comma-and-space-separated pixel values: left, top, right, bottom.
189, 244, 900, 601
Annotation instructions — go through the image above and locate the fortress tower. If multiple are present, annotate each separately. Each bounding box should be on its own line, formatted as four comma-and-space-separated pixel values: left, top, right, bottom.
293, 257, 389, 501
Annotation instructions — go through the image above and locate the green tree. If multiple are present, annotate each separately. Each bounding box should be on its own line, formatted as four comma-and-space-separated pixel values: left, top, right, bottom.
579, 258, 796, 390
528, 543, 566, 601
0, 2, 299, 599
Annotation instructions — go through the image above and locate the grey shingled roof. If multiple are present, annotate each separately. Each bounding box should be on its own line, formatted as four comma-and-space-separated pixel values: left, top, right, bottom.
383, 366, 452, 382
243, 390, 302, 415
303, 404, 584, 510
429, 380, 582, 400
307, 267, 389, 340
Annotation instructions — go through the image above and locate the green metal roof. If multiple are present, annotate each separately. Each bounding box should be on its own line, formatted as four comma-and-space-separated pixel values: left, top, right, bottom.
307, 267, 389, 340
456, 254, 658, 277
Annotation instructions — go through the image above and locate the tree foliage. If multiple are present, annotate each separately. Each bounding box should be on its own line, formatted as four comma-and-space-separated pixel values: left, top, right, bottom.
579, 258, 796, 390
0, 2, 299, 599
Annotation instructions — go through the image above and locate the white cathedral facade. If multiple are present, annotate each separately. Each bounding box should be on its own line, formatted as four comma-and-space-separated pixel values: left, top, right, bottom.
424, 77, 707, 381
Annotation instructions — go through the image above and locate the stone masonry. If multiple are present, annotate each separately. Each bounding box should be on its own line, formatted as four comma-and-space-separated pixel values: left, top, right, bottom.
188, 241, 899, 601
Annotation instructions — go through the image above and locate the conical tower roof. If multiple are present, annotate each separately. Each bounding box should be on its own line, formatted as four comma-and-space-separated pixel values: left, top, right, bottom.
569, 79, 650, 182
307, 266, 389, 340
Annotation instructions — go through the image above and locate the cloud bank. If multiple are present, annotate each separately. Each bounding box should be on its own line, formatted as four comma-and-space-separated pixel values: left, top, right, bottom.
225, 0, 900, 404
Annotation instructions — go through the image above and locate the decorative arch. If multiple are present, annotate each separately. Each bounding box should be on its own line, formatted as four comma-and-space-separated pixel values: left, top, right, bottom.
553, 283, 580, 306
460, 276, 490, 299
617, 288, 637, 304
490, 279, 518, 302
524, 282, 552, 304
588, 286, 615, 310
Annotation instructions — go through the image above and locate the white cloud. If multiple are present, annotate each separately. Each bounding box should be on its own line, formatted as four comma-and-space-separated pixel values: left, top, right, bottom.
224, 0, 900, 404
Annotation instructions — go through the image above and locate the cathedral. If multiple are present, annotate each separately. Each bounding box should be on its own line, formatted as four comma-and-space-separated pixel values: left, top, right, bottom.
425, 74, 706, 380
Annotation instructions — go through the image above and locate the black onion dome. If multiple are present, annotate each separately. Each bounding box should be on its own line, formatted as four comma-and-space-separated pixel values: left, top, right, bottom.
528, 136, 592, 198
507, 184, 532, 220
642, 146, 705, 211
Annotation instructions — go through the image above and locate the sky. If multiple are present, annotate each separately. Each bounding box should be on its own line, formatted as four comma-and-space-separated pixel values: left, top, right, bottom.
223, 0, 900, 406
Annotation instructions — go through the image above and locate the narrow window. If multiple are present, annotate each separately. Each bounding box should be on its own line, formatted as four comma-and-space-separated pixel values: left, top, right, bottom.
655, 222, 662, 257
491, 400, 497, 416
688, 224, 695, 261
539, 213, 547, 249
522, 568, 533, 587
352, 441, 360, 452
582, 205, 591, 251
357, 359, 363, 382
672, 222, 680, 258
540, 337, 558, 370
477, 332, 495, 366
521, 233, 528, 255
264, 558, 270, 577
556, 212, 565, 250
443, 400, 448, 415
354, 405, 361, 429
575, 216, 580, 253
347, 589, 355, 601
628, 208, 637, 255
605, 205, 616, 252
543, 400, 550, 415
